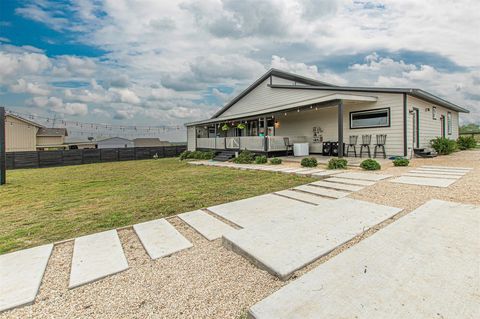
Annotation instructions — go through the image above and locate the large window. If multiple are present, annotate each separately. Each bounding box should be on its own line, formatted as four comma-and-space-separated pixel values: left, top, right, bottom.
350, 108, 390, 129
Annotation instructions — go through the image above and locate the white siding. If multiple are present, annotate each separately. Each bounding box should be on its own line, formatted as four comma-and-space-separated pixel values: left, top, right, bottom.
406, 96, 459, 155
187, 126, 196, 151
276, 92, 405, 156
221, 78, 335, 117
343, 93, 404, 157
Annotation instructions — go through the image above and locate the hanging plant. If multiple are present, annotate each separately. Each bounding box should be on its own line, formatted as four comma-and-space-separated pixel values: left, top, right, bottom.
221, 123, 230, 131
237, 123, 246, 130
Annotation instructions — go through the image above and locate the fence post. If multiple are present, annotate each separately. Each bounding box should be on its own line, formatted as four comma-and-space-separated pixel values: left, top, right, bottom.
0, 107, 5, 185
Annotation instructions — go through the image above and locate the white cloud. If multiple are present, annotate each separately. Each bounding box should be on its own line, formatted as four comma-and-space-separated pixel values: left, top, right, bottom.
1, 0, 479, 133
9, 79, 49, 95
27, 96, 88, 116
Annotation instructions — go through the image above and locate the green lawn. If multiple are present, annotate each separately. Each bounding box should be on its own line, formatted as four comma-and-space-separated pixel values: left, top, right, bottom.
0, 158, 313, 254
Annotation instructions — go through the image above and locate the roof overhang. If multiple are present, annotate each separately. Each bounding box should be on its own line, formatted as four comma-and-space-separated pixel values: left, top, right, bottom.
268, 84, 470, 113
185, 93, 377, 126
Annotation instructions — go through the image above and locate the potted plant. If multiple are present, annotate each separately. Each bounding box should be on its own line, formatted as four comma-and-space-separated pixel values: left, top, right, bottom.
237, 123, 246, 130
221, 123, 229, 131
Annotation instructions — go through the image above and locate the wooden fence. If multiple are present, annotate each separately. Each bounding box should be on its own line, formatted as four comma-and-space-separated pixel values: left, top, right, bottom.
459, 131, 480, 143
5, 145, 187, 170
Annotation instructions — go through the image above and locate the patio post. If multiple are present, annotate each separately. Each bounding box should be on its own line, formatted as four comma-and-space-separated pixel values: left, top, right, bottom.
0, 106, 5, 185
338, 100, 344, 158
214, 124, 217, 149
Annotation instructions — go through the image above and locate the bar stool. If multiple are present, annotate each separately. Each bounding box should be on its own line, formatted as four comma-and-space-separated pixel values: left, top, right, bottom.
283, 137, 293, 156
346, 135, 358, 157
360, 134, 372, 158
374, 134, 387, 159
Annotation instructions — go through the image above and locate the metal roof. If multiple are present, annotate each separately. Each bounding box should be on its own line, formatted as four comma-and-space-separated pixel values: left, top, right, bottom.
36, 127, 68, 137
268, 84, 469, 113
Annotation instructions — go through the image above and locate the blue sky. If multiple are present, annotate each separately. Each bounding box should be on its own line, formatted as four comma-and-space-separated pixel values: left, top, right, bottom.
0, 0, 479, 141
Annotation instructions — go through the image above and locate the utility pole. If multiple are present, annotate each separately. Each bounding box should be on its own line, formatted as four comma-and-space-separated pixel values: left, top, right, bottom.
0, 106, 6, 185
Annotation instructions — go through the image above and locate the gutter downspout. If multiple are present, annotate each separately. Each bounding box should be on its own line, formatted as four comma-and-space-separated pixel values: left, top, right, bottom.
338, 100, 344, 158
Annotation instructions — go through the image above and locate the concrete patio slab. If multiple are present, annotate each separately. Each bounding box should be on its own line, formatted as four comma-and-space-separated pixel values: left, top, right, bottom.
310, 180, 364, 192
334, 172, 392, 181
249, 200, 479, 319
412, 168, 466, 175
391, 176, 456, 187
69, 230, 128, 289
208, 194, 312, 228
274, 190, 329, 205
223, 198, 402, 280
404, 173, 461, 179
280, 168, 311, 173
421, 165, 472, 171
133, 219, 193, 260
0, 244, 53, 313
324, 177, 376, 186
294, 184, 350, 198
178, 210, 236, 240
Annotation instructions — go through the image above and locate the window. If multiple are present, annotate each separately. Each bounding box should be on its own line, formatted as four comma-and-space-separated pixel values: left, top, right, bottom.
350, 108, 390, 129
432, 106, 437, 120
447, 112, 452, 135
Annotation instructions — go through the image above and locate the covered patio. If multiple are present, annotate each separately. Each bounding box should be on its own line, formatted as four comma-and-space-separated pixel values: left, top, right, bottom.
188, 93, 379, 158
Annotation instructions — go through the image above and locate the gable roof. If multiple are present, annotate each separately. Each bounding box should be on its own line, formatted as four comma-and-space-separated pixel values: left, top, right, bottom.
96, 137, 132, 143
36, 127, 68, 137
210, 68, 336, 118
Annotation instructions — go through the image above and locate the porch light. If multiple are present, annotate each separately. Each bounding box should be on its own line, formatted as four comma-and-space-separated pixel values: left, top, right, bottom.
284, 112, 287, 116
315, 106, 318, 110
297, 109, 300, 112
275, 120, 280, 128
310, 105, 313, 109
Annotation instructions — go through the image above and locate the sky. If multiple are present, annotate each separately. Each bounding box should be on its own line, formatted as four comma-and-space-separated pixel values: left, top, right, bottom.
0, 0, 479, 141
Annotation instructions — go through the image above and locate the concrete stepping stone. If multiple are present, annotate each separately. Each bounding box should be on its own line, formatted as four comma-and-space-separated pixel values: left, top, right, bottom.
249, 200, 479, 319
404, 173, 461, 179
390, 176, 455, 188
310, 180, 364, 192
208, 194, 313, 228
69, 230, 128, 289
178, 210, 236, 240
0, 244, 53, 313
274, 190, 329, 205
421, 165, 472, 171
280, 168, 310, 173
295, 169, 325, 176
133, 219, 192, 260
294, 184, 350, 198
412, 168, 466, 175
324, 177, 376, 186
335, 172, 392, 181
223, 198, 402, 281
311, 170, 345, 177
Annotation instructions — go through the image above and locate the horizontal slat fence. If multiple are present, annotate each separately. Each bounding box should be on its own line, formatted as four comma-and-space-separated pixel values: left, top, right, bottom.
5, 145, 186, 170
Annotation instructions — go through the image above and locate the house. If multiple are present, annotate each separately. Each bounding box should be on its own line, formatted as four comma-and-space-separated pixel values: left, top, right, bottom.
133, 138, 171, 147
4, 114, 43, 152
185, 69, 468, 158
36, 128, 69, 150
96, 137, 134, 149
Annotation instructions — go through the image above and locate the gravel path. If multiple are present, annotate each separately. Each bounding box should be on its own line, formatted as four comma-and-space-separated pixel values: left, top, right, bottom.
1, 150, 478, 319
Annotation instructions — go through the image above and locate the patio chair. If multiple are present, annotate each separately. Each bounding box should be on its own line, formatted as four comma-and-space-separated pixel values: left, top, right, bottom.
360, 134, 372, 158
284, 137, 293, 156
346, 135, 358, 157
374, 134, 387, 159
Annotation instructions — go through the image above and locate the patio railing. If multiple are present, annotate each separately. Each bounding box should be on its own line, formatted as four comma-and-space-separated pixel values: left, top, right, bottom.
196, 135, 307, 152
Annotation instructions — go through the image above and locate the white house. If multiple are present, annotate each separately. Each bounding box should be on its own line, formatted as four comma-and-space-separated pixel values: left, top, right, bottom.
185, 69, 468, 158
96, 137, 134, 149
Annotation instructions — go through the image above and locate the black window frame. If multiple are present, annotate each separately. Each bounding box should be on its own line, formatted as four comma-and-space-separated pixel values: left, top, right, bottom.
349, 107, 391, 129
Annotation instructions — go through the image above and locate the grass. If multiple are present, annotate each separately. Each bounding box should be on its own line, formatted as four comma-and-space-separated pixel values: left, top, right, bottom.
0, 158, 314, 254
